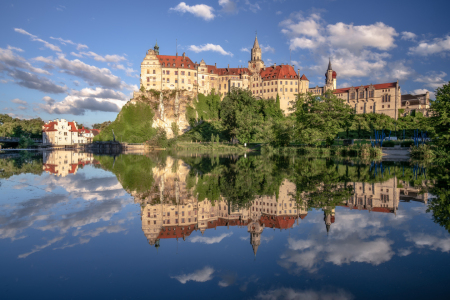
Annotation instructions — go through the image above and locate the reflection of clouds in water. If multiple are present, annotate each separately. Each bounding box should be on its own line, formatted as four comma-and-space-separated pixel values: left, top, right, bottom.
38, 172, 126, 201
171, 266, 215, 284
279, 237, 394, 273
218, 273, 236, 287
254, 287, 354, 300
53, 237, 90, 250
407, 233, 450, 252
190, 233, 233, 244
73, 224, 127, 237
0, 194, 69, 240
398, 248, 413, 257
18, 236, 64, 259
38, 199, 124, 233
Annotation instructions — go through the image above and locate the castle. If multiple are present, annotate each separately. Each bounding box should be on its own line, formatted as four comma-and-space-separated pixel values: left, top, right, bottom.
140, 35, 430, 119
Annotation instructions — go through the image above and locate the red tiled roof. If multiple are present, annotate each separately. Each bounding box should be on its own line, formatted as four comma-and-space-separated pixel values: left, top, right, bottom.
43, 121, 57, 132
299, 214, 308, 220
372, 207, 394, 213
157, 55, 196, 69
69, 164, 78, 174
91, 129, 100, 136
333, 82, 397, 94
43, 164, 58, 174
300, 74, 309, 81
208, 66, 251, 76
68, 121, 77, 132
260, 64, 298, 80
260, 215, 298, 229
157, 225, 196, 239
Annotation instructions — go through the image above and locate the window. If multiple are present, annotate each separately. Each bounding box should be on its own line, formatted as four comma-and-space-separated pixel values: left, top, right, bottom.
194, 73, 196, 76
285, 88, 287, 92
224, 84, 226, 89
167, 71, 170, 75
370, 106, 372, 109
275, 88, 277, 92
182, 79, 184, 83
167, 78, 169, 83
360, 92, 364, 98
147, 77, 149, 82
388, 105, 390, 108
153, 70, 155, 74
382, 105, 385, 108
290, 81, 293, 85
350, 93, 355, 100
181, 71, 185, 75
295, 88, 297, 92
238, 83, 240, 87
369, 90, 374, 97
188, 79, 191, 84
202, 75, 204, 79
360, 107, 363, 110
290, 88, 293, 92
175, 71, 178, 75
285, 81, 288, 85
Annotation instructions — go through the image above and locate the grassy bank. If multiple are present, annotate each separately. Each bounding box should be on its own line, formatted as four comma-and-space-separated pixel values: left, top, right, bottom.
171, 141, 250, 154
261, 144, 382, 159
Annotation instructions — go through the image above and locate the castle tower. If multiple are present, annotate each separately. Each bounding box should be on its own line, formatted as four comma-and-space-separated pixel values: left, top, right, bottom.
323, 207, 336, 235
248, 33, 265, 73
248, 220, 265, 256
325, 58, 336, 91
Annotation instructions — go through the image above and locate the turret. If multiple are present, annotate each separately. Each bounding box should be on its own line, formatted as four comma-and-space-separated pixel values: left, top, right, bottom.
325, 58, 336, 90
154, 40, 159, 55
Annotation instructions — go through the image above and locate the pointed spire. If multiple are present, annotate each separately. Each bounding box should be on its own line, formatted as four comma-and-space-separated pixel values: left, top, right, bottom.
253, 243, 259, 256
328, 58, 332, 71
326, 224, 330, 235
253, 33, 260, 49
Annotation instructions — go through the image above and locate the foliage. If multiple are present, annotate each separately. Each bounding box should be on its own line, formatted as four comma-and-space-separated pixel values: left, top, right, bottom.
171, 122, 179, 139
0, 152, 43, 179
0, 114, 44, 138
18, 135, 36, 148
292, 91, 354, 146
429, 81, 450, 151
95, 154, 156, 193
94, 102, 156, 143
92, 121, 112, 131
146, 128, 170, 148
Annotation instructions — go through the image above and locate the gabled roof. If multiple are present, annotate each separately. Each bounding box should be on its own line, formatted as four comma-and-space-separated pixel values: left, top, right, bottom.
156, 55, 196, 69
43, 121, 57, 132
260, 65, 298, 80
300, 74, 309, 81
333, 82, 397, 94
208, 65, 251, 76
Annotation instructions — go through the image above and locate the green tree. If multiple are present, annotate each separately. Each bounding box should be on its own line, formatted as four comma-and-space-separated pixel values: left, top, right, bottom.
276, 93, 281, 110
292, 91, 354, 146
429, 81, 450, 150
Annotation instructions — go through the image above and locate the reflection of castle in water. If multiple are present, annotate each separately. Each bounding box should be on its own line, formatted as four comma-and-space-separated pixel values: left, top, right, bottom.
136, 157, 429, 255
136, 158, 305, 255
42, 150, 97, 177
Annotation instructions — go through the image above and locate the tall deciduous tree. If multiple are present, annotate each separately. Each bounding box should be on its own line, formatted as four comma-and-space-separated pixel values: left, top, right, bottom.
292, 91, 354, 146
430, 81, 450, 150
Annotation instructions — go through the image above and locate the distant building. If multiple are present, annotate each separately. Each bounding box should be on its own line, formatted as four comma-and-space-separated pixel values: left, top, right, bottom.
42, 119, 98, 146
400, 92, 431, 117
42, 150, 95, 177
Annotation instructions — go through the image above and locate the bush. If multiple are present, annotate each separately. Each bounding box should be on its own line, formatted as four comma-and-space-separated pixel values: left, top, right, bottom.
94, 102, 156, 143
382, 140, 396, 147
401, 141, 415, 147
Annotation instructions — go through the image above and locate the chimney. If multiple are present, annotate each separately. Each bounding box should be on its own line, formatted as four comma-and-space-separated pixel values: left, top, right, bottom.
274, 63, 276, 68
228, 64, 229, 68
182, 52, 185, 59
215, 63, 217, 67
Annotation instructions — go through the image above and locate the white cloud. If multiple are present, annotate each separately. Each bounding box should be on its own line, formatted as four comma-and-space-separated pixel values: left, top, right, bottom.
260, 44, 275, 53
6, 69, 67, 93
412, 88, 435, 99
188, 44, 233, 56
34, 55, 124, 89
70, 51, 126, 63
170, 2, 215, 21
171, 267, 215, 284
276, 11, 282, 15
408, 35, 450, 56
11, 98, 27, 105
110, 63, 138, 78
327, 22, 398, 51
14, 28, 62, 52
219, 0, 237, 13
0, 47, 50, 74
280, 14, 322, 38
71, 87, 127, 100
39, 94, 124, 115
414, 71, 447, 89
190, 232, 232, 244
401, 31, 417, 41
245, 0, 261, 13
7, 45, 24, 52
241, 47, 250, 53
50, 37, 88, 50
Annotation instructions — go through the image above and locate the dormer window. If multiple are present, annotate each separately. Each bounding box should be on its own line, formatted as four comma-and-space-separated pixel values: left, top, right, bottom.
173, 63, 176, 67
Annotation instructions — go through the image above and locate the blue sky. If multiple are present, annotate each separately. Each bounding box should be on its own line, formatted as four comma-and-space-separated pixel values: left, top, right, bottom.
1, 0, 449, 126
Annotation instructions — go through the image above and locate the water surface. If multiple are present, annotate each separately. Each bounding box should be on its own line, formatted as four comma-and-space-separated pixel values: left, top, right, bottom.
0, 150, 449, 299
